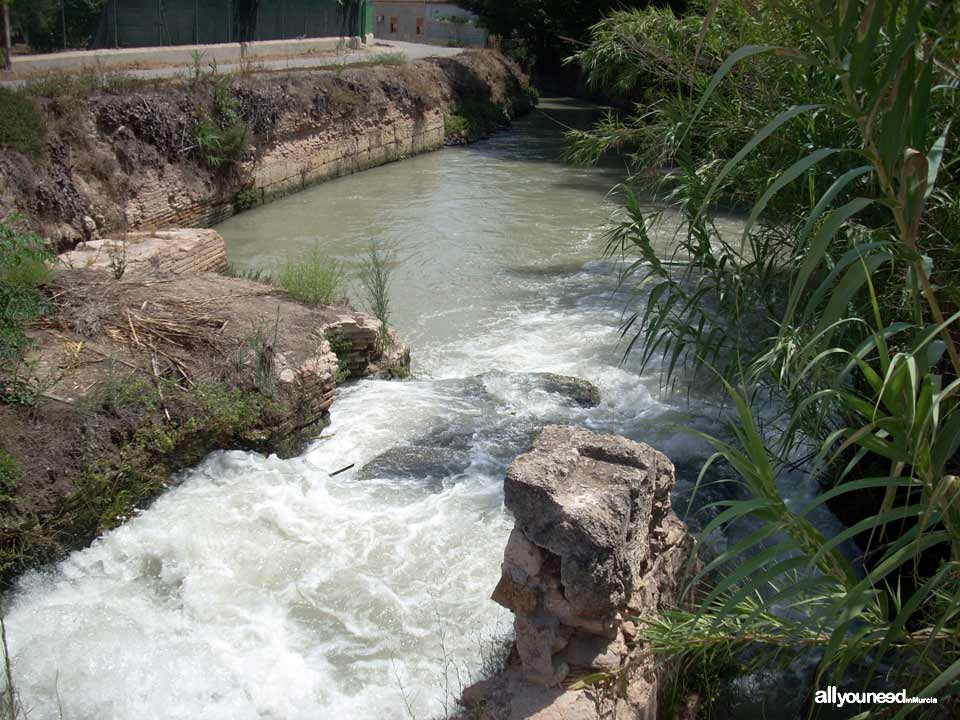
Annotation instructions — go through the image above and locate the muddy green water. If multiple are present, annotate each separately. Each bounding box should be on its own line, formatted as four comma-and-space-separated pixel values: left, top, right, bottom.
6, 99, 822, 719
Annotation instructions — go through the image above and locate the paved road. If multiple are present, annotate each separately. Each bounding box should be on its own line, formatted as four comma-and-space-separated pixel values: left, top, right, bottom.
0, 40, 465, 87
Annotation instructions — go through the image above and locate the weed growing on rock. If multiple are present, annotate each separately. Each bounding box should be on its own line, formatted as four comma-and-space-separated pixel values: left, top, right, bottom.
275, 245, 344, 307
324, 330, 354, 383
357, 239, 395, 351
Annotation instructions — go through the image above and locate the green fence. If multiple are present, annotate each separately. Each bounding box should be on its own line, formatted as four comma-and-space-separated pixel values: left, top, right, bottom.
90, 0, 366, 49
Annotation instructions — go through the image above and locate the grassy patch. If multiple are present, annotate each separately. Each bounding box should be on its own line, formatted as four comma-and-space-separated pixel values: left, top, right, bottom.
274, 245, 344, 306
220, 263, 270, 283
0, 88, 47, 160
0, 449, 20, 504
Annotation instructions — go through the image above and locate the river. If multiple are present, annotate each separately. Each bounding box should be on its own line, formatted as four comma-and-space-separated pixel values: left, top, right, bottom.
4, 99, 823, 719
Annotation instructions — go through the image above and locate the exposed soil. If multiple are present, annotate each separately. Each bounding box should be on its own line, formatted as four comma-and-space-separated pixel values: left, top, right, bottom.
0, 267, 406, 584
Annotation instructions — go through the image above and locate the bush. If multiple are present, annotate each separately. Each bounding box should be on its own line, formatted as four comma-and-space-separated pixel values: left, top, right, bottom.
274, 245, 344, 307
192, 78, 251, 172
0, 88, 47, 160
0, 220, 54, 368
233, 188, 259, 212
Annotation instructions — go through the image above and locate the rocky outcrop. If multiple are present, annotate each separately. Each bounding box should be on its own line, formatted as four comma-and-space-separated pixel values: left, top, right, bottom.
463, 426, 695, 720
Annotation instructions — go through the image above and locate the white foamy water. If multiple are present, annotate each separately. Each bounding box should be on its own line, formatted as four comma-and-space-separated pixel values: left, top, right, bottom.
4, 100, 809, 719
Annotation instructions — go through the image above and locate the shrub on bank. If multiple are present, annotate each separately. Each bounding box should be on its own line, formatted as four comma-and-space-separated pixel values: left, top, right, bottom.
274, 245, 344, 307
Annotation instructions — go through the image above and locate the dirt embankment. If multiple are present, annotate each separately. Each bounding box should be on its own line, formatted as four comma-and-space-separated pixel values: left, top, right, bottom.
0, 50, 537, 248
0, 235, 409, 583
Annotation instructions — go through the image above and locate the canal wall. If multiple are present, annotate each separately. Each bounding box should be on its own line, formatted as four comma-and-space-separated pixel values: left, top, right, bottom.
0, 50, 536, 247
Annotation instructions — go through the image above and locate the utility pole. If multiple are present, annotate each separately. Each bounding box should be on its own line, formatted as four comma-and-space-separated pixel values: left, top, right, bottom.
1, 0, 11, 70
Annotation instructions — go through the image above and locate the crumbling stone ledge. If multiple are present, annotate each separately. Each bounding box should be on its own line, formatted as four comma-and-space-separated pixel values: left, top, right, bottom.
461, 426, 696, 720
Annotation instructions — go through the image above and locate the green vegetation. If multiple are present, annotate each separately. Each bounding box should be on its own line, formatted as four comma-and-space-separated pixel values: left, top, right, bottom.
192, 78, 251, 172
357, 239, 395, 351
0, 220, 54, 370
1, 344, 322, 579
462, 0, 686, 70
0, 89, 46, 160
221, 262, 269, 283
444, 112, 470, 140
76, 377, 265, 533
572, 0, 960, 712
274, 245, 344, 307
233, 187, 260, 212
324, 329, 354, 383
445, 97, 506, 142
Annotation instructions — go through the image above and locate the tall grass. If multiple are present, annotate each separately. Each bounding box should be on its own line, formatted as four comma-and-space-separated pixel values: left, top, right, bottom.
274, 245, 344, 307
573, 0, 960, 713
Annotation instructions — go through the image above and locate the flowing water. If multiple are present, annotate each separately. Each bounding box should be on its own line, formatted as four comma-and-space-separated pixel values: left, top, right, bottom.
5, 99, 830, 719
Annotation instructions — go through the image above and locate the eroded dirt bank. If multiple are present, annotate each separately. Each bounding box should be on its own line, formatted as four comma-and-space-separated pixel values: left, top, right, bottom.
0, 50, 536, 247
0, 231, 408, 582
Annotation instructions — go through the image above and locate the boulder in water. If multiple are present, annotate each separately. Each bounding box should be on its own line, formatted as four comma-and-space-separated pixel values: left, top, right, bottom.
356, 444, 471, 482
528, 372, 601, 407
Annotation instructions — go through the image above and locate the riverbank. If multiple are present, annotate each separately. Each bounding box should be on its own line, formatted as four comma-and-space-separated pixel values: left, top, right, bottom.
0, 49, 536, 247
0, 229, 409, 583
